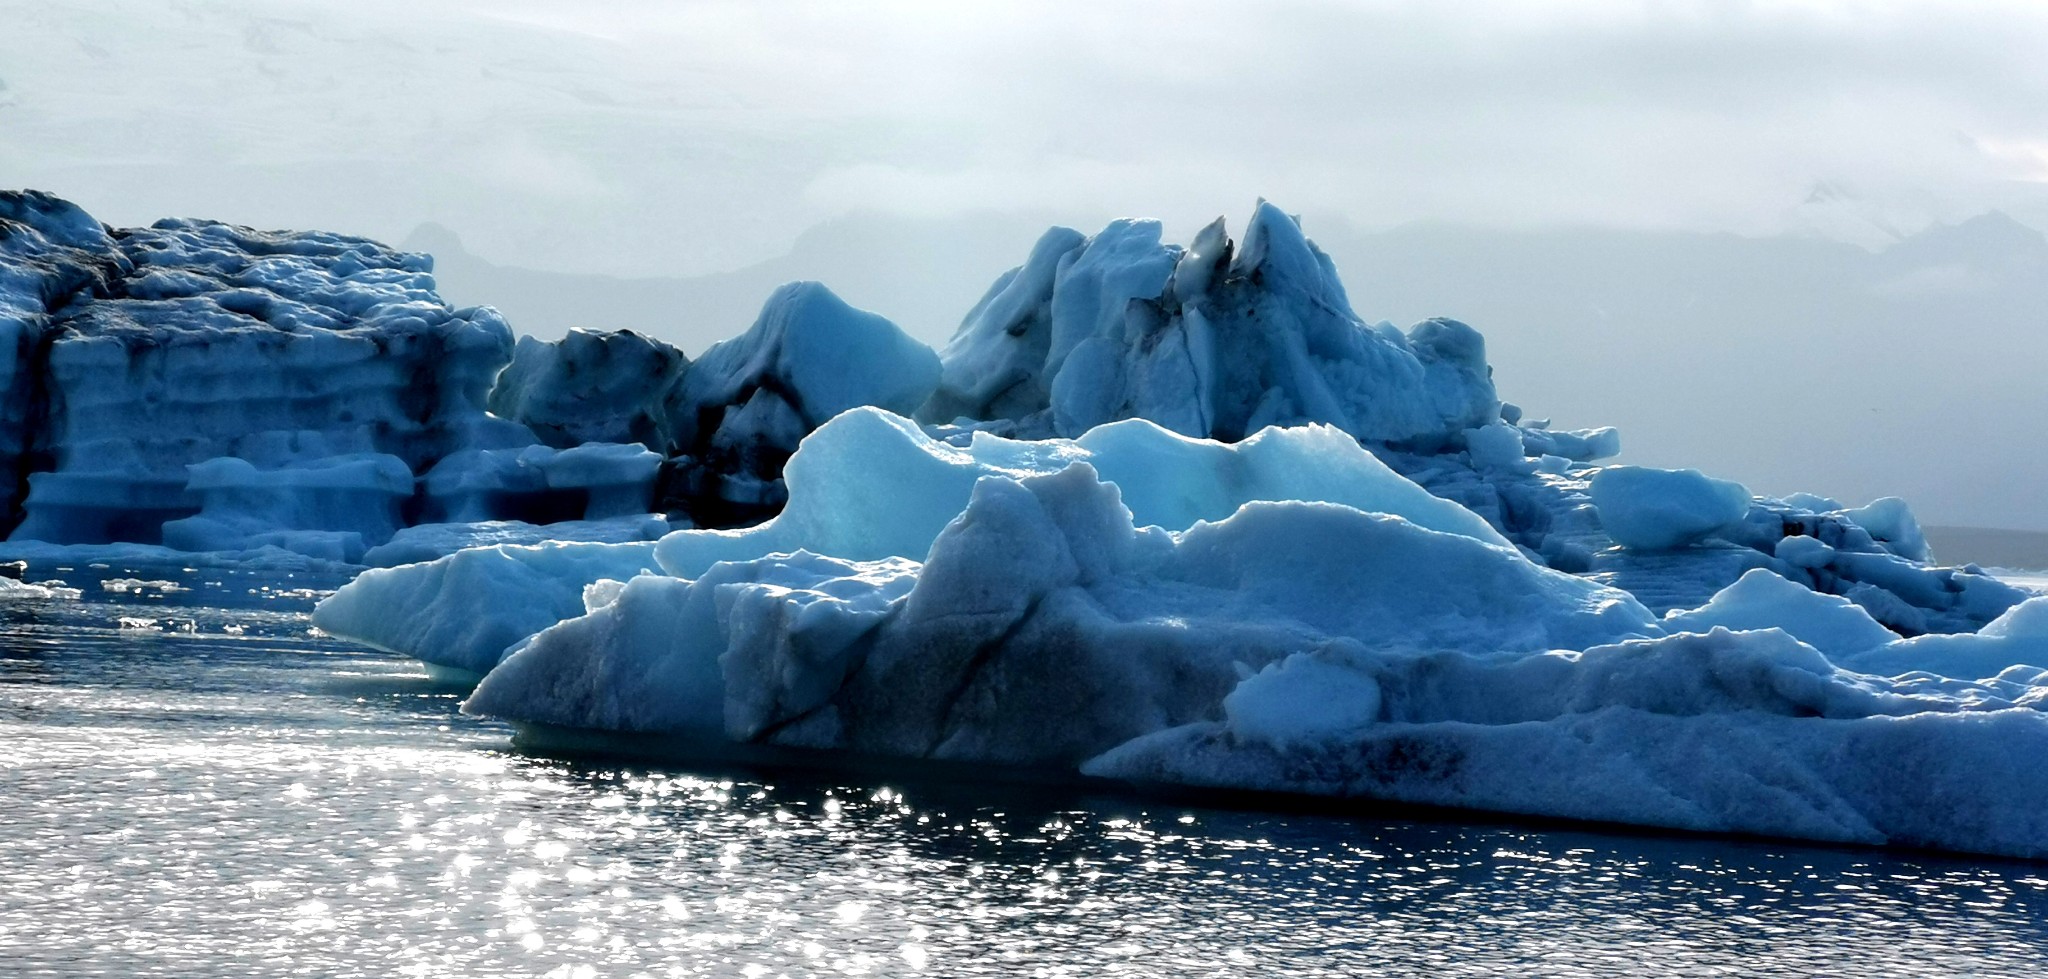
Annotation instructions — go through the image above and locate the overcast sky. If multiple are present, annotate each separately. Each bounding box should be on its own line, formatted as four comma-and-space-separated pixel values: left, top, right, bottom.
4, 0, 2046, 275
3, 0, 2047, 531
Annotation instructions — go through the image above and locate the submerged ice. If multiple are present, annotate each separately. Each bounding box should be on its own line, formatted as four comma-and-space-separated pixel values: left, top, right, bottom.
7, 189, 2047, 858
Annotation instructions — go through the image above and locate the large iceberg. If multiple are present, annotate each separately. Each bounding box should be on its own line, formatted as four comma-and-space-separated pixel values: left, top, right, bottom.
0, 194, 530, 547
12, 188, 2047, 858
660, 281, 942, 525
466, 463, 1658, 755
460, 459, 2048, 858
318, 405, 1507, 677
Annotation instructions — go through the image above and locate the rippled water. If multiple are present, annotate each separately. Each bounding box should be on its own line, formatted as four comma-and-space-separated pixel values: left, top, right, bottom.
2, 565, 2046, 978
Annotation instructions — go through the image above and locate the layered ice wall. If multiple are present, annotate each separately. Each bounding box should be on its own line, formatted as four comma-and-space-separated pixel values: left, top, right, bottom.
919, 202, 1498, 447
0, 192, 126, 520
0, 191, 533, 549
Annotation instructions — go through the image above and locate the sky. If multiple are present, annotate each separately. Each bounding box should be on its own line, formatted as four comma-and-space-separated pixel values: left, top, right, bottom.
3, 0, 2046, 275
2, 0, 2046, 530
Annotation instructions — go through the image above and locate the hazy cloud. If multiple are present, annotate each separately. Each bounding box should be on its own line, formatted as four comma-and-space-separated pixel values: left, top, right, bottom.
3, 0, 2045, 272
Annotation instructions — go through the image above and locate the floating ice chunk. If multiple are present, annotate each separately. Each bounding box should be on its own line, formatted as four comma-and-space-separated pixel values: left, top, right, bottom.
1590, 466, 1752, 551
99, 578, 187, 595
1663, 569, 1898, 660
364, 405, 1508, 684
469, 462, 1658, 765
0, 576, 80, 600
1, 194, 533, 547
312, 541, 661, 678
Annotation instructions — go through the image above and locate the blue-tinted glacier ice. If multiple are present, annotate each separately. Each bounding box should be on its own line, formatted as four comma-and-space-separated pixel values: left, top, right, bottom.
318, 405, 1508, 676
460, 459, 2048, 857
13, 188, 2048, 857
464, 463, 1658, 755
0, 191, 946, 559
917, 202, 1498, 446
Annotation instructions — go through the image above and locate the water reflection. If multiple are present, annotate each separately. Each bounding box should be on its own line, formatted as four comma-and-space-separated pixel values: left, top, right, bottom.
0, 564, 2044, 977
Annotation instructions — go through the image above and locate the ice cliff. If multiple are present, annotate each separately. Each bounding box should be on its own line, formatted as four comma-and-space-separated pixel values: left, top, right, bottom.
0, 191, 941, 561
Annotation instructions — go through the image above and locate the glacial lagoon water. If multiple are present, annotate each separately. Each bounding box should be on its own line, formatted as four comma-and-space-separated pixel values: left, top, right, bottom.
2, 566, 2047, 978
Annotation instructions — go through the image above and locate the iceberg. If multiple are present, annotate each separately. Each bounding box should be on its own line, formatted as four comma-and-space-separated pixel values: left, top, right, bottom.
312, 539, 662, 680
466, 463, 1659, 762
319, 405, 1510, 675
12, 188, 2047, 858
1590, 466, 1752, 551
662, 281, 942, 525
0, 194, 530, 549
0, 191, 950, 561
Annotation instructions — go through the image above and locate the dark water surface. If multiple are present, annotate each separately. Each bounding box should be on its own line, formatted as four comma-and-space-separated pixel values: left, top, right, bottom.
2, 566, 2045, 978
